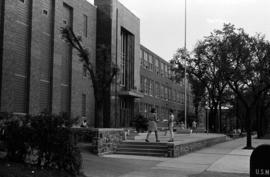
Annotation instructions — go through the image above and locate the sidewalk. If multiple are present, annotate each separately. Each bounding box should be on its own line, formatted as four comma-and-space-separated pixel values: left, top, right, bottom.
82, 136, 270, 177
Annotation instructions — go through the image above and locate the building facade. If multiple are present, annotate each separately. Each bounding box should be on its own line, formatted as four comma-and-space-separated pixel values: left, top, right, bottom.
0, 0, 142, 128
0, 0, 96, 125
0, 0, 198, 128
138, 45, 195, 125
94, 0, 142, 128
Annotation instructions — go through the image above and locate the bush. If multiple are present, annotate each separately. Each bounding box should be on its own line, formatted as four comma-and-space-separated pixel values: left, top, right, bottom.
131, 114, 148, 133
0, 113, 82, 176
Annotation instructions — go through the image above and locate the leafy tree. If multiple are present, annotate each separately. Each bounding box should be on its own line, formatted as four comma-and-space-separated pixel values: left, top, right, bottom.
171, 23, 270, 149
212, 24, 270, 148
61, 27, 118, 128
171, 41, 229, 132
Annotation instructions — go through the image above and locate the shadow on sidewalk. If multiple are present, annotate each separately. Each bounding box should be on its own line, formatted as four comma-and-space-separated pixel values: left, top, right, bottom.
189, 171, 249, 177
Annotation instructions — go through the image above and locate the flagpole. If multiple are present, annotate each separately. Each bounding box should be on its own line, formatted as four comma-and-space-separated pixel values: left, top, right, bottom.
184, 0, 187, 129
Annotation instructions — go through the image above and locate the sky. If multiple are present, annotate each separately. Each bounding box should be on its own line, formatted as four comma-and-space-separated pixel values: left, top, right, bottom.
88, 0, 270, 61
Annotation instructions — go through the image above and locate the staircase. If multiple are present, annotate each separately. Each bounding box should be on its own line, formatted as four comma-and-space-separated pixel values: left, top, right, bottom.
115, 141, 171, 157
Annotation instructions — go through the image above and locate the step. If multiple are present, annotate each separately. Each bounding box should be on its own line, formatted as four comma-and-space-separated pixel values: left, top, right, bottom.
115, 141, 170, 157
118, 144, 168, 149
117, 147, 168, 153
121, 141, 169, 146
114, 151, 168, 157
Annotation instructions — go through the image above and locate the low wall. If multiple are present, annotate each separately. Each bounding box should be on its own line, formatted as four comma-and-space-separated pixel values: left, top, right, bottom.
168, 135, 227, 157
72, 128, 125, 156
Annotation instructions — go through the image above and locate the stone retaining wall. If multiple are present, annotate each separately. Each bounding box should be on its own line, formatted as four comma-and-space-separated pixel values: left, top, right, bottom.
168, 135, 227, 157
73, 128, 125, 156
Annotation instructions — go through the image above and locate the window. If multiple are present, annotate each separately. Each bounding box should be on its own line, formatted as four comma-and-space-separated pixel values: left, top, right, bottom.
149, 80, 153, 96
155, 58, 159, 74
19, 0, 25, 3
155, 82, 159, 98
143, 78, 147, 94
168, 66, 171, 78
160, 63, 164, 76
82, 94, 86, 117
160, 85, 164, 99
83, 14, 88, 37
63, 20, 67, 25
149, 55, 153, 71
120, 28, 134, 88
165, 87, 168, 100
144, 52, 148, 69
145, 78, 149, 95
164, 65, 167, 77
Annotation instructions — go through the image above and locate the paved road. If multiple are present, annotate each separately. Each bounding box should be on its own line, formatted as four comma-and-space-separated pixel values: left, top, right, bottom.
81, 137, 270, 177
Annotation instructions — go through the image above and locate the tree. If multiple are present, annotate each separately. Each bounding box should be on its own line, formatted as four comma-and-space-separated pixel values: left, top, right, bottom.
171, 41, 229, 133
61, 27, 118, 128
172, 23, 270, 149
213, 24, 270, 148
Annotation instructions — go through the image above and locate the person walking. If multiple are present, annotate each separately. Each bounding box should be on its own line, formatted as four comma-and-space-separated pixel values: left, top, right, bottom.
167, 109, 175, 142
192, 120, 197, 133
145, 108, 160, 143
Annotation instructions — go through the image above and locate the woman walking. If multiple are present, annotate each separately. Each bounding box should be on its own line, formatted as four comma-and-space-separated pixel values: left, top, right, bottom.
145, 108, 160, 143
167, 109, 175, 142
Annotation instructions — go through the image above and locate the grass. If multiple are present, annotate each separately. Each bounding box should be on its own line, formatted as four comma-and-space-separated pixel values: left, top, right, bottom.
0, 157, 86, 177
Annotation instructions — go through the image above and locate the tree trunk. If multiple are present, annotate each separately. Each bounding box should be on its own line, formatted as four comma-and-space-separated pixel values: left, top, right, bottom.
244, 108, 253, 149
256, 102, 262, 138
218, 101, 222, 133
213, 103, 218, 132
95, 100, 104, 128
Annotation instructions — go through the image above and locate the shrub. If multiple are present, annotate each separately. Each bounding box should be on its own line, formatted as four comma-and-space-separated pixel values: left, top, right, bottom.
131, 114, 148, 132
0, 113, 82, 176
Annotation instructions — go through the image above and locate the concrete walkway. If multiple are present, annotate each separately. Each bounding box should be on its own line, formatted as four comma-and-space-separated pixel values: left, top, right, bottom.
82, 136, 270, 177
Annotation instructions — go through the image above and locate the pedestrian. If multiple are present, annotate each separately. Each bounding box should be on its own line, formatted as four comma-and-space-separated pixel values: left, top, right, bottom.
145, 108, 160, 143
81, 119, 88, 128
192, 120, 197, 132
166, 109, 174, 142
180, 121, 185, 129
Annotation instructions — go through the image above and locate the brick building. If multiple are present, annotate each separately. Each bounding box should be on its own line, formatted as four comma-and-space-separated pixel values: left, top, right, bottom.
0, 0, 96, 124
0, 0, 198, 128
94, 0, 142, 128
138, 45, 195, 125
0, 0, 143, 128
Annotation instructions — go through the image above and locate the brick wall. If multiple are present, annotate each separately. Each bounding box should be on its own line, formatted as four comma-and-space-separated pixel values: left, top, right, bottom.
1, 0, 96, 126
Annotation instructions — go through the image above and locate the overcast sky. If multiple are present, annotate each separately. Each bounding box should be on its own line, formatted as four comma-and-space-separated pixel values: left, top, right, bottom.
88, 0, 270, 61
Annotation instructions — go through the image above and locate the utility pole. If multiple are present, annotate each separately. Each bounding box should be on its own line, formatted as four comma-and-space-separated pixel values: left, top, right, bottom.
184, 0, 187, 129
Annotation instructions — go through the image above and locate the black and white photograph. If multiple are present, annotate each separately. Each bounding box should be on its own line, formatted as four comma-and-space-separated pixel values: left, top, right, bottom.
0, 0, 270, 176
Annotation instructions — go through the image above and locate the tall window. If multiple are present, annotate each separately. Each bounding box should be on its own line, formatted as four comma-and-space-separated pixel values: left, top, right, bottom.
144, 78, 148, 94
160, 85, 164, 99
165, 87, 168, 100
160, 62, 164, 76
155, 82, 159, 98
145, 78, 150, 95
164, 65, 167, 77
144, 51, 148, 69
155, 58, 159, 74
149, 55, 153, 71
120, 28, 134, 89
83, 14, 88, 37
149, 80, 153, 96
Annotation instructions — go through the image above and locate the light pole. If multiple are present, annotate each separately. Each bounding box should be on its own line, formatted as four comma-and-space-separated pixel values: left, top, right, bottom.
184, 0, 187, 129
